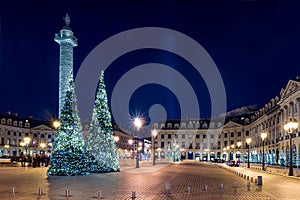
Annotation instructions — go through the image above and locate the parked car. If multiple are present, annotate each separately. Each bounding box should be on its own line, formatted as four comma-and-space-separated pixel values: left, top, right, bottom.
227, 160, 240, 167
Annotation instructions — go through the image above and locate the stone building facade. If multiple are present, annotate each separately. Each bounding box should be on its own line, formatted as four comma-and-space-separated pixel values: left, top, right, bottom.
0, 113, 56, 157
153, 76, 300, 167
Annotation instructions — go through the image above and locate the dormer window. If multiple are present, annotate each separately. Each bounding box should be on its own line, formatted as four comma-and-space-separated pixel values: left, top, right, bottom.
181, 123, 186, 128
187, 123, 193, 129
25, 123, 30, 128
174, 123, 179, 129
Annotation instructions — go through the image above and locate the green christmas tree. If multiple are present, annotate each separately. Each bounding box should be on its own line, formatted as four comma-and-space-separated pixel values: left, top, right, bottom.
86, 71, 119, 172
47, 78, 104, 176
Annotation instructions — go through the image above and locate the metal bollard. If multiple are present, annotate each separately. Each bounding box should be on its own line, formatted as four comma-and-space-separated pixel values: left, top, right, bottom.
38, 188, 43, 195
132, 191, 136, 199
97, 191, 101, 199
234, 181, 238, 188
204, 185, 208, 191
257, 176, 263, 186
11, 187, 15, 194
165, 182, 171, 194
65, 189, 70, 197
187, 185, 191, 193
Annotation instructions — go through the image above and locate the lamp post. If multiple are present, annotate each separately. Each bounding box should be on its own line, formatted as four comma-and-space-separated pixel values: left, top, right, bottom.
152, 129, 158, 165
230, 144, 235, 161
226, 146, 230, 161
40, 142, 46, 154
223, 147, 226, 161
260, 132, 267, 170
246, 138, 252, 168
22, 137, 31, 156
237, 141, 241, 162
4, 144, 10, 156
134, 118, 142, 168
284, 120, 298, 176
128, 139, 133, 159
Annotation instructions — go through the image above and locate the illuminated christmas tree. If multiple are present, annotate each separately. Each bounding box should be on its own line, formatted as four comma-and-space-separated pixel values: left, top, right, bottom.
47, 78, 103, 176
86, 71, 120, 172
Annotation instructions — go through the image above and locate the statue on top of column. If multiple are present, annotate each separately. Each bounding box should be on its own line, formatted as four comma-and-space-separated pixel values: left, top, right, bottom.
63, 14, 70, 26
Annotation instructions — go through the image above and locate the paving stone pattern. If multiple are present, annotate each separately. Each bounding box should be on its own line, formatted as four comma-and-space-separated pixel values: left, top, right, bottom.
0, 161, 299, 200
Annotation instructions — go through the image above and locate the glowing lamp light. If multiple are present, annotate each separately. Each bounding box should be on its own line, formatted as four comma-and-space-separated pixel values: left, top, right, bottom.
53, 120, 61, 129
134, 118, 142, 130
24, 137, 31, 145
261, 132, 267, 140
114, 136, 120, 143
40, 142, 46, 148
284, 121, 298, 132
128, 139, 133, 145
246, 138, 252, 145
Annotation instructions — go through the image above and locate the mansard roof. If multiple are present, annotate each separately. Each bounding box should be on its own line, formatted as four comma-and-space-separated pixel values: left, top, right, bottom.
0, 112, 53, 129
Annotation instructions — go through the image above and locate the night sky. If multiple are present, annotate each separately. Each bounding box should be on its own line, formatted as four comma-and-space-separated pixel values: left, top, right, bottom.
0, 1, 299, 130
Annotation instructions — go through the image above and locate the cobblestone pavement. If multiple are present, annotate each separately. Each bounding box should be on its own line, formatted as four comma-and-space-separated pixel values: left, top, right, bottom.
0, 161, 300, 200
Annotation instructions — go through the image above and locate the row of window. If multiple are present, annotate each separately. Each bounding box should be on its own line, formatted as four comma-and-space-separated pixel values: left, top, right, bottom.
159, 131, 249, 139
0, 130, 52, 139
1, 137, 51, 147
158, 141, 220, 150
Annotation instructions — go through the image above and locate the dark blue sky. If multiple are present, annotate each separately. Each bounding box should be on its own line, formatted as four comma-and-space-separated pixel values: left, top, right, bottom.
0, 0, 299, 124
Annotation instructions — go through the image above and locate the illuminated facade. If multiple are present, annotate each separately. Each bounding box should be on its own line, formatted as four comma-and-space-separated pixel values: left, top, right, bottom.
153, 76, 300, 167
55, 14, 78, 118
0, 113, 56, 157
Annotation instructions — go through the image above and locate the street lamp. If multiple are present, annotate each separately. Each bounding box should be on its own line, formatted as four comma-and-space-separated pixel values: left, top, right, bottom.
20, 137, 31, 156
53, 120, 61, 129
4, 144, 10, 156
134, 118, 142, 168
40, 142, 46, 154
152, 129, 158, 165
236, 141, 241, 162
128, 139, 133, 158
260, 132, 267, 170
114, 136, 120, 143
40, 142, 46, 148
246, 138, 252, 168
284, 120, 299, 176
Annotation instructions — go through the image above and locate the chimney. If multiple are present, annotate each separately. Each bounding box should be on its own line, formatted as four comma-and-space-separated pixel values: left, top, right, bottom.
13, 113, 18, 117
6, 111, 11, 115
